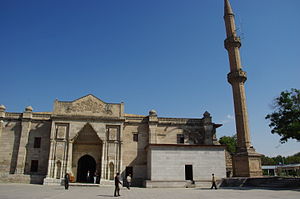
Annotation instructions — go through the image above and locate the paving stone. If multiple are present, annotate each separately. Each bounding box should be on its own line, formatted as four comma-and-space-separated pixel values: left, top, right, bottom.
0, 184, 299, 199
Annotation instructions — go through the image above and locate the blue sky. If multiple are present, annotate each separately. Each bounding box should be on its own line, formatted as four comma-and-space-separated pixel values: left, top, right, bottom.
0, 0, 299, 157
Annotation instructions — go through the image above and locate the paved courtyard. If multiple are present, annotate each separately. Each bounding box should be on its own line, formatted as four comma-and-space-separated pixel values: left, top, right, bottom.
0, 184, 299, 199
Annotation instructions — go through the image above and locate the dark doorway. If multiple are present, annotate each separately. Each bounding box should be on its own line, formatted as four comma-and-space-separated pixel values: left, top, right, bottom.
185, 165, 193, 181
77, 155, 96, 183
126, 166, 133, 177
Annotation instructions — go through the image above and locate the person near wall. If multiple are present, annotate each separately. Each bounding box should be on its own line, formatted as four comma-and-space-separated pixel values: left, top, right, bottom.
94, 171, 98, 184
114, 173, 122, 197
210, 173, 217, 189
64, 173, 70, 190
87, 170, 90, 183
126, 174, 132, 190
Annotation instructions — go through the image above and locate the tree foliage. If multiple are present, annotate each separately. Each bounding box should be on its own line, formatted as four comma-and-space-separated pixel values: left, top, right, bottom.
261, 152, 300, 165
265, 88, 300, 143
219, 135, 237, 154
261, 155, 276, 165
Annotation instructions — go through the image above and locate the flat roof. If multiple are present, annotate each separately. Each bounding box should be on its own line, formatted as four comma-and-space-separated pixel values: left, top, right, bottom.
262, 164, 300, 169
146, 144, 226, 150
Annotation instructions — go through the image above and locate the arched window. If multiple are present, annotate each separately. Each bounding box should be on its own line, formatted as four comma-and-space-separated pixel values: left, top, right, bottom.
109, 162, 114, 180
56, 161, 61, 179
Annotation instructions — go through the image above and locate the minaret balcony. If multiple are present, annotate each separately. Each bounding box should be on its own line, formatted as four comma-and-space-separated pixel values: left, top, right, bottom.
224, 36, 241, 50
227, 69, 247, 84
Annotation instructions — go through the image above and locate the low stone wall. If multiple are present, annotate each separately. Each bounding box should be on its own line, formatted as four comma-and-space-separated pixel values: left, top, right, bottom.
220, 177, 300, 188
43, 177, 62, 185
129, 178, 144, 187
144, 180, 212, 188
144, 180, 187, 188
0, 173, 45, 184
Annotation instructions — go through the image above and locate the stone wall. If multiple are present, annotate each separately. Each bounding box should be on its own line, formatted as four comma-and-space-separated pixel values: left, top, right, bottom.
225, 150, 233, 177
0, 96, 225, 186
155, 126, 183, 144
122, 118, 149, 184
147, 145, 226, 182
53, 94, 124, 118
0, 120, 22, 174
0, 110, 51, 184
24, 121, 51, 175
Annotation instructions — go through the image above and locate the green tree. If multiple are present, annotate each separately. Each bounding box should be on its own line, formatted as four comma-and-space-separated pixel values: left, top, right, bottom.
265, 88, 300, 143
285, 152, 300, 164
219, 135, 237, 154
262, 153, 300, 165
274, 155, 286, 165
261, 155, 276, 165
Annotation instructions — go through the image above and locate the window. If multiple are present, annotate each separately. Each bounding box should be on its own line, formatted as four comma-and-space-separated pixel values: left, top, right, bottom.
133, 133, 138, 142
30, 160, 39, 172
34, 137, 41, 148
107, 126, 120, 141
177, 134, 184, 144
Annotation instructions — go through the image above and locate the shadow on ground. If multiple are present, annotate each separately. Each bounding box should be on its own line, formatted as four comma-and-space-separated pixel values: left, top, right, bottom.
97, 195, 115, 197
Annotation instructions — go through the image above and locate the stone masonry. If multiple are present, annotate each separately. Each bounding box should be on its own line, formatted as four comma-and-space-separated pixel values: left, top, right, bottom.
0, 95, 225, 187
224, 0, 262, 177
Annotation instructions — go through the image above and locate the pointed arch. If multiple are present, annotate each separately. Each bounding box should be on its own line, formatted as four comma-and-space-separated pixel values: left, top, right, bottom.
56, 160, 62, 179
72, 123, 103, 183
109, 162, 114, 180
72, 123, 102, 144
76, 155, 96, 182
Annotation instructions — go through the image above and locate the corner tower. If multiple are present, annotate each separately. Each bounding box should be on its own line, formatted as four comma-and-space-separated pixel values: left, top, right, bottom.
223, 0, 262, 177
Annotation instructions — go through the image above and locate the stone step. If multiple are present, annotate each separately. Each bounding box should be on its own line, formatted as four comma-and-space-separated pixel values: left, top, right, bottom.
69, 183, 100, 187
220, 177, 300, 188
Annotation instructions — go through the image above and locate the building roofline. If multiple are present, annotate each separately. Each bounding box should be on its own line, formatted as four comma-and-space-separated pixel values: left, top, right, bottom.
55, 94, 122, 105
145, 144, 226, 150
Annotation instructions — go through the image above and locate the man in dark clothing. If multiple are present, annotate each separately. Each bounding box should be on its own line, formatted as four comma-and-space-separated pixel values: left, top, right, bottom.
210, 173, 217, 189
114, 173, 122, 197
64, 173, 70, 190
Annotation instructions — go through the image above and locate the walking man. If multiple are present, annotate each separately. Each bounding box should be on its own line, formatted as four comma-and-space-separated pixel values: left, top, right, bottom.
210, 173, 217, 189
114, 173, 122, 197
126, 174, 132, 190
64, 173, 70, 190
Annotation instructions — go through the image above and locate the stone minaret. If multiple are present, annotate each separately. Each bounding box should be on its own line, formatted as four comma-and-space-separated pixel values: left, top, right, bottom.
223, 0, 262, 177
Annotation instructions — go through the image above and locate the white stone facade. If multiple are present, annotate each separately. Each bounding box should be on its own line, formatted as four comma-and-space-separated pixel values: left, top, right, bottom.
146, 145, 226, 187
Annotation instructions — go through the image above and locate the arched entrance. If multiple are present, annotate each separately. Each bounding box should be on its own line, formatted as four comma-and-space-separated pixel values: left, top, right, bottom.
72, 123, 103, 183
77, 155, 96, 183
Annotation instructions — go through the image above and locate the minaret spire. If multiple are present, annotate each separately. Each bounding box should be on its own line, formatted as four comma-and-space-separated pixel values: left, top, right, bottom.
224, 0, 236, 39
224, 0, 234, 16
223, 0, 262, 177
